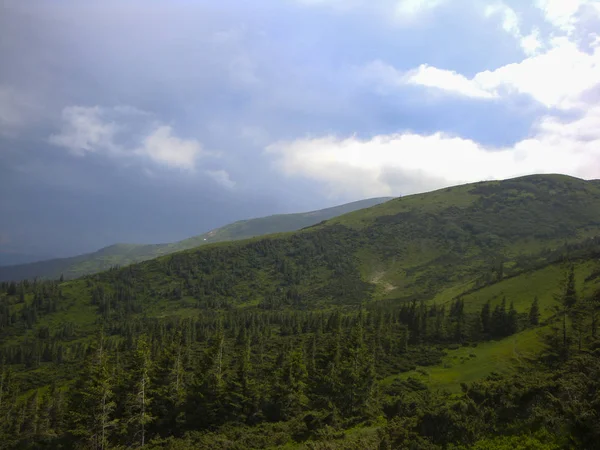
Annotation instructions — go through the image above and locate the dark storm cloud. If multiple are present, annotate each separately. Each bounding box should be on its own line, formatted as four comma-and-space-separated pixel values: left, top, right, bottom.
0, 0, 546, 261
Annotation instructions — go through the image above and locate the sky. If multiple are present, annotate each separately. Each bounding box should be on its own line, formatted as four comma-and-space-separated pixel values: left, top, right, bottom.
1, 0, 600, 263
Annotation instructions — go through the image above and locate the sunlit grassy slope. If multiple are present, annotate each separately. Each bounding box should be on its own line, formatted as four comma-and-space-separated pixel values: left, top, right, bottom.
394, 327, 546, 393
4, 175, 600, 353
48, 174, 600, 316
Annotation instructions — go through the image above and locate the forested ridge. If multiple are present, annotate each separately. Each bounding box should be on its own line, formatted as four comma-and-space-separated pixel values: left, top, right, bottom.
0, 198, 392, 282
1, 174, 600, 449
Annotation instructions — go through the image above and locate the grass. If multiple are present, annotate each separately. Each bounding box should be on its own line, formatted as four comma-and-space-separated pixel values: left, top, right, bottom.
392, 327, 546, 393
459, 260, 600, 317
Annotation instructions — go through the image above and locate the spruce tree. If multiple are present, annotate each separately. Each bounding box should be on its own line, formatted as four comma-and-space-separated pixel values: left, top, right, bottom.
561, 266, 578, 349
491, 298, 507, 338
124, 335, 154, 447
507, 301, 518, 335
228, 333, 259, 424
591, 289, 600, 339
271, 346, 308, 421
481, 301, 491, 335
529, 297, 541, 326
152, 332, 186, 434
68, 336, 117, 450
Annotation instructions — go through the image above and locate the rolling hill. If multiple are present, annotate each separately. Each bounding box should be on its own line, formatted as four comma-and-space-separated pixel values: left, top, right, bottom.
80, 174, 599, 313
3, 174, 599, 346
0, 197, 392, 282
2, 174, 600, 449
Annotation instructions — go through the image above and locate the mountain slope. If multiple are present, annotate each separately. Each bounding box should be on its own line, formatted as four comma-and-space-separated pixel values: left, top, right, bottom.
21, 173, 599, 321
2, 174, 600, 449
0, 197, 392, 282
2, 174, 600, 350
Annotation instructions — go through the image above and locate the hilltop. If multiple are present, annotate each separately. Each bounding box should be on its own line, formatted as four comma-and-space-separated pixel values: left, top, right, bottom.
81, 174, 600, 313
0, 197, 392, 282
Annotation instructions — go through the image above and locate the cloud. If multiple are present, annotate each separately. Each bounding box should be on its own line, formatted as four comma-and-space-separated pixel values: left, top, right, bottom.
295, 0, 448, 21
535, 0, 590, 34
267, 104, 600, 197
485, 2, 519, 36
369, 33, 600, 109
485, 2, 542, 55
49, 106, 119, 156
49, 106, 204, 171
135, 126, 202, 170
519, 29, 543, 55
360, 61, 498, 99
406, 64, 499, 99
206, 169, 236, 190
396, 0, 446, 17
271, 0, 600, 198
473, 38, 600, 109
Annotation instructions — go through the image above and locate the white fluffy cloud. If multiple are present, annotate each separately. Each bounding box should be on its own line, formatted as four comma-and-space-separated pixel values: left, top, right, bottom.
360, 61, 497, 98
485, 2, 542, 55
267, 105, 600, 197
135, 126, 202, 170
395, 0, 446, 17
535, 0, 591, 34
369, 33, 600, 110
360, 0, 600, 110
49, 106, 119, 155
271, 2, 600, 198
50, 106, 205, 171
406, 64, 498, 99
206, 169, 236, 190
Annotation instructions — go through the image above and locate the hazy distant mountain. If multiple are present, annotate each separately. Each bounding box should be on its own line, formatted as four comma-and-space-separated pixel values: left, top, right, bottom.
0, 197, 393, 281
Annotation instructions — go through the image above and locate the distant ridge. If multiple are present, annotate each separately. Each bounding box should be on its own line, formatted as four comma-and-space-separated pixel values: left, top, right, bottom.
0, 197, 393, 282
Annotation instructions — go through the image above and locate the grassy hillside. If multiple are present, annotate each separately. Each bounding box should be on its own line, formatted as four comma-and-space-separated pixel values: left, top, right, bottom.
3, 174, 600, 335
84, 174, 599, 314
2, 174, 600, 449
0, 197, 392, 282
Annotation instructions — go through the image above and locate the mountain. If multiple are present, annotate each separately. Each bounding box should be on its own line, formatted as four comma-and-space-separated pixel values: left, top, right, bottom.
0, 252, 55, 267
2, 174, 600, 449
0, 197, 392, 282
4, 174, 599, 325
74, 174, 599, 311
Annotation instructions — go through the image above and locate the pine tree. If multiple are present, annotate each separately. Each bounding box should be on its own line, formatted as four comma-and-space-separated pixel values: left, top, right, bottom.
452, 299, 466, 342
124, 335, 154, 447
590, 289, 600, 339
341, 319, 376, 418
185, 324, 227, 429
564, 266, 577, 309
491, 297, 507, 338
271, 346, 308, 421
529, 297, 541, 326
23, 391, 39, 438
49, 382, 65, 434
507, 301, 518, 335
152, 332, 186, 434
0, 364, 19, 444
68, 336, 117, 450
481, 301, 491, 335
433, 304, 446, 341
228, 334, 259, 424
560, 266, 578, 349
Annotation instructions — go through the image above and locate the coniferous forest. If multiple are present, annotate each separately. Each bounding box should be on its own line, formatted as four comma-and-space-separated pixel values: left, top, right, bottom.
2, 175, 600, 449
